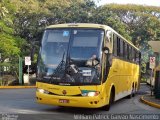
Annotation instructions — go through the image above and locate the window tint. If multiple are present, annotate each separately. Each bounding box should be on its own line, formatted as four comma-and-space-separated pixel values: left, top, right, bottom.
112, 33, 140, 64
113, 34, 117, 56
117, 37, 120, 56
105, 30, 113, 50
70, 29, 104, 60
73, 36, 98, 47
46, 30, 70, 42
123, 41, 126, 58
120, 39, 123, 57
132, 49, 136, 62
124, 42, 128, 59
127, 44, 130, 59
72, 30, 99, 47
128, 46, 132, 60
106, 30, 112, 43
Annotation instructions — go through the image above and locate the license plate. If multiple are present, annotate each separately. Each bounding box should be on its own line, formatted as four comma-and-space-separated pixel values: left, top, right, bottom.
59, 99, 69, 103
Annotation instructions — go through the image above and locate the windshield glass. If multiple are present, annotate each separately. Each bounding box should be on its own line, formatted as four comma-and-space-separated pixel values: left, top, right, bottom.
70, 29, 102, 61
37, 28, 104, 85
38, 29, 70, 76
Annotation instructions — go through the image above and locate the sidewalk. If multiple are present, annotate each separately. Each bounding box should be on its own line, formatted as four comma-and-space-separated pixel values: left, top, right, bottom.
140, 95, 160, 109
0, 76, 36, 89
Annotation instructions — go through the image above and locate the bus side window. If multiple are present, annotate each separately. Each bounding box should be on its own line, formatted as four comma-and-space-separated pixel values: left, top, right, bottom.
132, 49, 136, 62
124, 42, 127, 60
117, 37, 120, 56
123, 41, 126, 58
113, 34, 117, 56
127, 44, 129, 60
129, 46, 132, 61
135, 51, 140, 64
132, 48, 135, 62
128, 45, 132, 61
120, 39, 123, 57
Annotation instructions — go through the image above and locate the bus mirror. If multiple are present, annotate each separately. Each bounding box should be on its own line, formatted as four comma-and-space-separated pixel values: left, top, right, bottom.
102, 47, 109, 54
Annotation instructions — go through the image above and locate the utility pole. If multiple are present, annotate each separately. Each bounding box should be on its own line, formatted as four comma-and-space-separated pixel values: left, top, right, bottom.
19, 56, 23, 85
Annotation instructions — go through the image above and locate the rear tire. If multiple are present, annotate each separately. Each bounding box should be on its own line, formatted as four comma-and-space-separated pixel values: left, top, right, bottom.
132, 88, 136, 97
133, 84, 138, 97
127, 86, 135, 98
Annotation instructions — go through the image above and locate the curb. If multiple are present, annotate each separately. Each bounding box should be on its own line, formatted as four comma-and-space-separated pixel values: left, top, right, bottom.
0, 86, 36, 89
140, 96, 160, 109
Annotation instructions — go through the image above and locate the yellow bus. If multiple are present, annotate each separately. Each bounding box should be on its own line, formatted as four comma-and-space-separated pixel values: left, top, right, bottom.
36, 23, 141, 110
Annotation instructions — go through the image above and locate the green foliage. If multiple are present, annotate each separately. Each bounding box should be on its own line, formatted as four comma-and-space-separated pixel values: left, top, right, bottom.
0, 1, 16, 61
102, 4, 160, 47
87, 6, 131, 41
0, 33, 20, 57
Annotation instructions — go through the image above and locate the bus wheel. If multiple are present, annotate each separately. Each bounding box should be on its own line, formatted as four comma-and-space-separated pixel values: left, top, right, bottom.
132, 88, 135, 97
132, 86, 137, 97
133, 84, 138, 97
101, 90, 114, 111
127, 86, 135, 98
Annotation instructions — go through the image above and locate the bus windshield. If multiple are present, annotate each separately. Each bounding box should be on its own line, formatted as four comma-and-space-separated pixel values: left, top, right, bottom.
37, 28, 104, 85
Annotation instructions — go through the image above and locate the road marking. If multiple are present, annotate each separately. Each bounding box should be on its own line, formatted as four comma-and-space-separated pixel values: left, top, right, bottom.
9, 108, 61, 114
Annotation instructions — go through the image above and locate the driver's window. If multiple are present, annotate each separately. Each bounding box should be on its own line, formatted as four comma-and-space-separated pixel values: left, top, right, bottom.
105, 30, 113, 52
106, 30, 112, 43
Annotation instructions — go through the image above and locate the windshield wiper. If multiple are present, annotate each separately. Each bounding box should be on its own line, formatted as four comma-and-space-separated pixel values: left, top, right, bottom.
49, 52, 66, 83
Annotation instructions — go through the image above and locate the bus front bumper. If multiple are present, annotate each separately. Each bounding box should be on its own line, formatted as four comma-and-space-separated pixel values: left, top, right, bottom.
36, 92, 105, 108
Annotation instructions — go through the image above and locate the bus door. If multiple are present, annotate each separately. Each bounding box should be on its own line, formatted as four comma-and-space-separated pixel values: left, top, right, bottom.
101, 30, 113, 84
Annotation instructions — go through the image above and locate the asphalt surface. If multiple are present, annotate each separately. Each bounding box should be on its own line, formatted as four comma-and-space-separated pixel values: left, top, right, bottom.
0, 84, 160, 120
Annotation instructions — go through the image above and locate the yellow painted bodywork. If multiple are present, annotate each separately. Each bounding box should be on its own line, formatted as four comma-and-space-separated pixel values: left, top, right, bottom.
36, 58, 140, 108
108, 58, 140, 95
36, 82, 106, 108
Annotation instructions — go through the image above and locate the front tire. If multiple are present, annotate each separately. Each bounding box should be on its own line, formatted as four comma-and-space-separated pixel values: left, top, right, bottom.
101, 91, 114, 111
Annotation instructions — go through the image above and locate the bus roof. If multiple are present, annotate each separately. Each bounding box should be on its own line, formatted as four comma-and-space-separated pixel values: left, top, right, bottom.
46, 23, 140, 51
46, 23, 106, 29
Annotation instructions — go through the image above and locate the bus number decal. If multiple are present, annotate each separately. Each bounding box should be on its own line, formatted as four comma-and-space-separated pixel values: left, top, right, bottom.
82, 70, 92, 76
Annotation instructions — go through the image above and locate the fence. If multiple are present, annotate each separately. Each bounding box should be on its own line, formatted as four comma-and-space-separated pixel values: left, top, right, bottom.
0, 62, 19, 86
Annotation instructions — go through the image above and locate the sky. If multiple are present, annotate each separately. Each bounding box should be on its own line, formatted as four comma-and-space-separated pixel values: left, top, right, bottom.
95, 0, 160, 7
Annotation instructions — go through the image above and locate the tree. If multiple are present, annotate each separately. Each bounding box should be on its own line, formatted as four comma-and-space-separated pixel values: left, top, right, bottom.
101, 4, 160, 47
11, 0, 96, 60
91, 6, 131, 40
0, 0, 21, 62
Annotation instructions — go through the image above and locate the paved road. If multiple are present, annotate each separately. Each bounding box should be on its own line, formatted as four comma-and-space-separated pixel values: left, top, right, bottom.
0, 83, 159, 120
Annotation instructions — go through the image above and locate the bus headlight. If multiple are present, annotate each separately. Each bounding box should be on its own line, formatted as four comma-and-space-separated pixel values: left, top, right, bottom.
37, 88, 49, 94
82, 91, 99, 97
88, 92, 99, 97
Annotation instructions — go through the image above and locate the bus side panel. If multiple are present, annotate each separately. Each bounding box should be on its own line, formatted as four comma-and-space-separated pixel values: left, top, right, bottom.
105, 58, 140, 101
